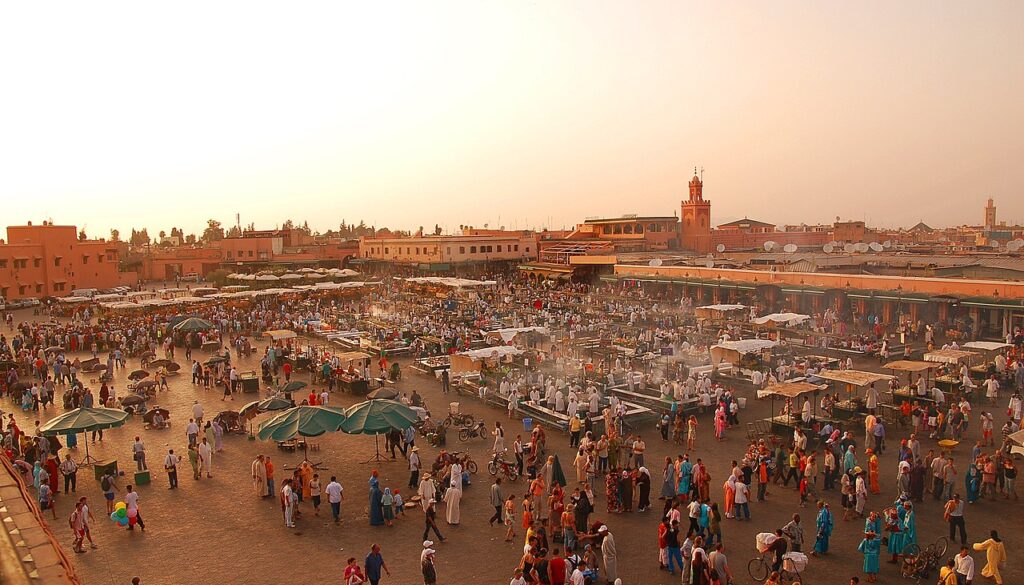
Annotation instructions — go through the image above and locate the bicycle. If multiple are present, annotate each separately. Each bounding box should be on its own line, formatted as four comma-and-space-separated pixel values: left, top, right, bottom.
747, 551, 802, 584
459, 421, 488, 442
900, 536, 947, 582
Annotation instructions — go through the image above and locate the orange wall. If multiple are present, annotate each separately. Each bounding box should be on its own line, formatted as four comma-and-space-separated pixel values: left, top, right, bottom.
614, 264, 1024, 299
0, 224, 122, 299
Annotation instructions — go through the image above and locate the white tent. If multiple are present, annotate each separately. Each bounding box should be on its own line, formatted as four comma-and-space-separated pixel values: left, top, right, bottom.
752, 313, 811, 326
255, 274, 279, 282
963, 341, 1011, 352
305, 273, 326, 279
279, 273, 303, 280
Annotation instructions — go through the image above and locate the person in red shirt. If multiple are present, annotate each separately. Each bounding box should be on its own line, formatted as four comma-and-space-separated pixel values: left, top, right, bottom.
308, 391, 318, 406
282, 362, 293, 382
547, 548, 567, 584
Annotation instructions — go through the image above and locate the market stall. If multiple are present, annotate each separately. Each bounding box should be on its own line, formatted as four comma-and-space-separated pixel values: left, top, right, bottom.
449, 346, 524, 378
709, 339, 778, 379
814, 369, 894, 420
759, 381, 830, 438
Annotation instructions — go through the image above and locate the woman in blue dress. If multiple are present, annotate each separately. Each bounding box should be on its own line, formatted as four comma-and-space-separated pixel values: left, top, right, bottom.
886, 502, 906, 562
858, 530, 881, 582
660, 457, 677, 500
812, 501, 833, 555
965, 463, 981, 503
901, 501, 917, 550
368, 470, 384, 526
677, 456, 693, 499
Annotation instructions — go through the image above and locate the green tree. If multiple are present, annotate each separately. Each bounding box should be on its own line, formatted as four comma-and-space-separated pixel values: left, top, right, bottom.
205, 268, 232, 287
110, 228, 120, 241
202, 219, 224, 242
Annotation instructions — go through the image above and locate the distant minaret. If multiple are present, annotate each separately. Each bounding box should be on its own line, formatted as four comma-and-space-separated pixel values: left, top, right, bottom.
984, 198, 996, 230
680, 167, 712, 253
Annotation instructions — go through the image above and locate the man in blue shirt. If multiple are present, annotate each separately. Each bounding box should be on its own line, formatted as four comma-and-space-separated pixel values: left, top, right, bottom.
364, 543, 390, 585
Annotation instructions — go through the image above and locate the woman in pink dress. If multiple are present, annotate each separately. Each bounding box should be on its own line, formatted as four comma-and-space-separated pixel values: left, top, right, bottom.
714, 406, 727, 441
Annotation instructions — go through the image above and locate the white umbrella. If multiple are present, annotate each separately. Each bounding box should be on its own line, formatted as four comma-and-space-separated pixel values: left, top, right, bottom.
279, 273, 302, 280
255, 274, 279, 282
338, 269, 359, 277
242, 274, 258, 281
297, 267, 316, 273
305, 273, 326, 279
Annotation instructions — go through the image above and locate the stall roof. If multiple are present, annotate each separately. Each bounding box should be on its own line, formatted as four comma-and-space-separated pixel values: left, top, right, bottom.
263, 329, 297, 340
763, 381, 827, 398
815, 369, 894, 386
1008, 429, 1024, 446
962, 341, 1012, 352
711, 339, 778, 354
696, 304, 746, 312
923, 349, 978, 364
335, 351, 372, 363
458, 346, 524, 360
486, 327, 549, 343
884, 360, 938, 373
751, 312, 810, 326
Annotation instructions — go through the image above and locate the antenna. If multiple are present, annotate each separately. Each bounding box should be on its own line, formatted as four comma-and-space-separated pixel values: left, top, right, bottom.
700, 166, 704, 181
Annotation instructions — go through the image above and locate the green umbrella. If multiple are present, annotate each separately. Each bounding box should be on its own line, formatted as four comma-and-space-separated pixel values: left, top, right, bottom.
366, 387, 399, 400
278, 380, 308, 394
39, 407, 129, 466
339, 399, 418, 463
256, 405, 348, 442
173, 317, 215, 332
240, 396, 293, 418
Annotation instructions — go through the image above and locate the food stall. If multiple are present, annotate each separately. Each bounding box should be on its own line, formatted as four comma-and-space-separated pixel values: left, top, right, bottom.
924, 348, 982, 387
333, 351, 373, 395
963, 341, 1013, 381
709, 339, 779, 379
449, 346, 524, 379
759, 381, 830, 438
814, 369, 894, 420
694, 304, 747, 323
884, 359, 939, 395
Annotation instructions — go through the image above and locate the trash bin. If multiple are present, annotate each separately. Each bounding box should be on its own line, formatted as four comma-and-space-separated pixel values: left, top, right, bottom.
449, 402, 460, 414
738, 397, 747, 409
523, 417, 533, 432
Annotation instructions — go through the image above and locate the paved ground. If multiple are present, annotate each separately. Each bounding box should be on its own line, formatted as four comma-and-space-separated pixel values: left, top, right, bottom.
10, 323, 1020, 585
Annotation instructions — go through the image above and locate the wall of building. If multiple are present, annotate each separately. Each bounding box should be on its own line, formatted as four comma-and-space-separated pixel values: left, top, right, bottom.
0, 223, 124, 299
359, 234, 537, 264
712, 229, 831, 251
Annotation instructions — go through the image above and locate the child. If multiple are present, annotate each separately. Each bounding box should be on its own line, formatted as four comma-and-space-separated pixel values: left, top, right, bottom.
309, 473, 321, 516
393, 489, 405, 516
343, 557, 366, 585
981, 412, 994, 446
509, 568, 527, 585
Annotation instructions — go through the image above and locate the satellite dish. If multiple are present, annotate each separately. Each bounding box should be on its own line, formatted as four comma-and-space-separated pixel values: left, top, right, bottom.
882, 240, 892, 248
823, 243, 834, 253
938, 235, 948, 242
843, 243, 855, 253
705, 259, 715, 268
991, 241, 1001, 248
869, 242, 884, 252
855, 242, 870, 253
1004, 240, 1020, 252
783, 243, 798, 253
763, 241, 777, 252
707, 252, 714, 259
716, 243, 726, 253
648, 258, 663, 267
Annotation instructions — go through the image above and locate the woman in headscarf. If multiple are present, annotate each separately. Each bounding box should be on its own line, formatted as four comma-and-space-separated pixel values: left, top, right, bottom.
33, 460, 44, 491
636, 466, 652, 511
44, 454, 60, 495
212, 418, 224, 452
857, 530, 881, 582
909, 458, 926, 501
965, 462, 981, 503
381, 487, 395, 526
677, 456, 693, 501
843, 445, 857, 474
724, 471, 737, 518
368, 470, 384, 526
660, 457, 676, 500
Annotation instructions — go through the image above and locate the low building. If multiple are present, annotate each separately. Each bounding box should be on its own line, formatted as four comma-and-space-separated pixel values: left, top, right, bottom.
0, 222, 133, 300
357, 232, 537, 272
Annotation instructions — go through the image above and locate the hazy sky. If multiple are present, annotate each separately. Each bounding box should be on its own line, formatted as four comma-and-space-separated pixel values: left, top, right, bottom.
2, 1, 1022, 238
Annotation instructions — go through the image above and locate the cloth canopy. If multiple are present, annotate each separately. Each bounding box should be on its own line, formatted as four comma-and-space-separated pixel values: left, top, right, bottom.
923, 349, 978, 364
339, 400, 418, 435
711, 339, 778, 354
815, 370, 893, 386
256, 405, 348, 441
751, 312, 810, 326
963, 341, 1012, 352
760, 381, 826, 399
39, 407, 129, 436
884, 360, 937, 373
263, 329, 298, 341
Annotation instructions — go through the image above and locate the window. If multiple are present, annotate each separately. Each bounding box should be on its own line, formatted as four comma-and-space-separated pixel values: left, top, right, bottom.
514, 245, 519, 252
415, 247, 420, 254
649, 223, 658, 232
635, 224, 643, 233
14, 259, 26, 269
82, 255, 89, 264
1, 287, 7, 297
470, 246, 477, 254
623, 225, 633, 234
446, 247, 451, 255
19, 286, 27, 295
613, 226, 622, 234
497, 245, 502, 252
603, 226, 612, 235
98, 254, 104, 263
384, 247, 389, 255
106, 253, 114, 261
526, 247, 530, 252
459, 246, 466, 254
227, 251, 233, 259
0, 260, 6, 268
54, 257, 62, 267
34, 258, 42, 267
54, 283, 65, 292
248, 250, 254, 257
35, 284, 42, 293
